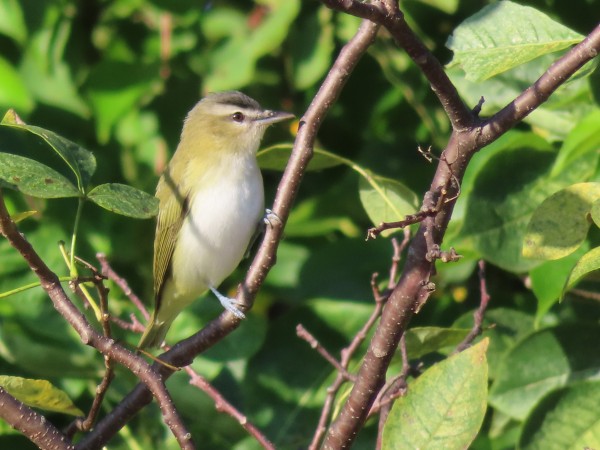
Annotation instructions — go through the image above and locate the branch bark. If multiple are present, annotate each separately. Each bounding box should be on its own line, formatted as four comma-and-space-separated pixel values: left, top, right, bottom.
319, 7, 600, 449
0, 387, 74, 450
76, 19, 380, 450
0, 192, 194, 450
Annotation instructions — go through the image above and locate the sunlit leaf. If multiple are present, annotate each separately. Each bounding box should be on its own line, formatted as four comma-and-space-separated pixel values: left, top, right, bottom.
382, 339, 488, 449
523, 183, 600, 260
87, 183, 158, 218
447, 1, 583, 81
359, 174, 419, 237
563, 247, 600, 295
0, 375, 83, 416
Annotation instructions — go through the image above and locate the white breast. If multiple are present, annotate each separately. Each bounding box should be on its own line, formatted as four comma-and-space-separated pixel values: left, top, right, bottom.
171, 156, 264, 297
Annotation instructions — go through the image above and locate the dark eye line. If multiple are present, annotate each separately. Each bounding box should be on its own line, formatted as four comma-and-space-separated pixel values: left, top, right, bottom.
231, 112, 245, 122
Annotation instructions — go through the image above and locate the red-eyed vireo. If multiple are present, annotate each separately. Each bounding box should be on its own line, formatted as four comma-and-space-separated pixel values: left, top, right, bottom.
138, 91, 294, 349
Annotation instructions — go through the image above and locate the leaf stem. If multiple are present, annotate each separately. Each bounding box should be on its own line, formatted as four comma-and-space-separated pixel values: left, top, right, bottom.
70, 197, 85, 278
0, 276, 74, 299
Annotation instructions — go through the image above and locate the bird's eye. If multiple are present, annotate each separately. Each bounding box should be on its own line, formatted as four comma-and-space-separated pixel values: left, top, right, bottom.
231, 112, 245, 122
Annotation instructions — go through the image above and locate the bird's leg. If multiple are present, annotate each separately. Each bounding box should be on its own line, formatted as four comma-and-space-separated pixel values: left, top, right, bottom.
209, 286, 246, 319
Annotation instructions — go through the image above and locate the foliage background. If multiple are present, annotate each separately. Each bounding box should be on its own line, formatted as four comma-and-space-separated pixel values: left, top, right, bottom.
0, 0, 599, 448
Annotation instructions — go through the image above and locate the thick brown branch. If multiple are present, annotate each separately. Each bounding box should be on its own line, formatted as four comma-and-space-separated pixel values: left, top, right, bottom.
322, 18, 600, 450
0, 387, 74, 450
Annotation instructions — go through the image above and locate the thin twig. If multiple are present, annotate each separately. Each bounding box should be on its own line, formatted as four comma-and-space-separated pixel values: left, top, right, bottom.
455, 260, 491, 353
184, 367, 276, 450
97, 252, 150, 321
0, 192, 195, 450
296, 325, 356, 382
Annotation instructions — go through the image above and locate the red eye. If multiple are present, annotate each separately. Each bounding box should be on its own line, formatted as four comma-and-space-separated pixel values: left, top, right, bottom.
231, 112, 245, 122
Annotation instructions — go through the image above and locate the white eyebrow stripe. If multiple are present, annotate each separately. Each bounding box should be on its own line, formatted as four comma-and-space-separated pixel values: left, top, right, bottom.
208, 104, 262, 118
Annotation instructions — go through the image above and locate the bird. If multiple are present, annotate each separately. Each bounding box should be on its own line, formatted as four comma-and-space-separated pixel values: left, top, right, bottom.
137, 91, 294, 349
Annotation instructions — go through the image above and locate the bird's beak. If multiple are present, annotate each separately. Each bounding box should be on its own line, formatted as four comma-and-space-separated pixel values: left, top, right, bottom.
255, 110, 295, 125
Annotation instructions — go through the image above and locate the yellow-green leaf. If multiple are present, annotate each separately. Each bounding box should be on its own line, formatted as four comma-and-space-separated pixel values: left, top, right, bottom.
382, 339, 488, 449
563, 247, 600, 295
523, 183, 600, 260
0, 375, 83, 416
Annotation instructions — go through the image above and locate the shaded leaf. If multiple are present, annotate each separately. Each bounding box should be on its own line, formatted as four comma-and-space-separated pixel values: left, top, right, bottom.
520, 381, 600, 449
382, 339, 488, 449
404, 326, 471, 359
490, 324, 600, 420
290, 6, 334, 90
523, 182, 600, 260
447, 1, 583, 81
1, 110, 96, 191
0, 375, 83, 416
257, 144, 343, 172
0, 153, 79, 198
87, 183, 158, 218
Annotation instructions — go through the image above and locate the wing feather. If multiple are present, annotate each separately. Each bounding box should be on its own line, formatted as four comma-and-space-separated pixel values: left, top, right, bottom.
153, 167, 189, 308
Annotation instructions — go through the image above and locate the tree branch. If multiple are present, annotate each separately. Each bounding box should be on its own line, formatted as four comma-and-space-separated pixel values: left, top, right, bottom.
0, 191, 194, 450
76, 18, 380, 450
321, 15, 600, 450
0, 387, 74, 450
321, 0, 474, 130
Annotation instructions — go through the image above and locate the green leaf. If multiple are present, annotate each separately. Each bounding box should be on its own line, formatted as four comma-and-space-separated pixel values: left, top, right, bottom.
490, 324, 600, 420
409, 0, 459, 14
290, 6, 334, 90
285, 197, 361, 238
84, 60, 162, 144
257, 144, 343, 172
454, 308, 534, 379
1, 110, 96, 191
563, 246, 600, 294
87, 183, 158, 219
404, 327, 471, 359
0, 0, 27, 44
447, 55, 596, 142
359, 174, 419, 237
523, 183, 600, 260
0, 56, 34, 113
10, 210, 37, 223
529, 243, 589, 324
0, 375, 84, 416
19, 25, 89, 117
551, 109, 600, 177
0, 153, 79, 198
203, 0, 300, 91
446, 1, 583, 81
382, 339, 488, 449
459, 132, 560, 272
520, 381, 600, 449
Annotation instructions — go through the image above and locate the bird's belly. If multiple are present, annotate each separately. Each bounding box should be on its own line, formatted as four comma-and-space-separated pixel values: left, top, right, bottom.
170, 174, 263, 297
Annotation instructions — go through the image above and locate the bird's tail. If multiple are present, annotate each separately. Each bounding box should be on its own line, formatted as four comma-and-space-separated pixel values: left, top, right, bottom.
137, 311, 172, 350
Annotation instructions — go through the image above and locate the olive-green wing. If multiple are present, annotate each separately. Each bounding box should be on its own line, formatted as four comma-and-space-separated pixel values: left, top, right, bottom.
153, 172, 189, 306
